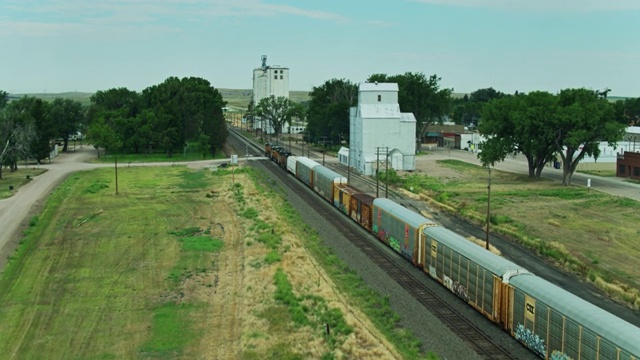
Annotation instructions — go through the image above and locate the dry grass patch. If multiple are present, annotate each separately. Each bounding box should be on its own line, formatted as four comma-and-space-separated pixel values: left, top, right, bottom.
400, 159, 640, 308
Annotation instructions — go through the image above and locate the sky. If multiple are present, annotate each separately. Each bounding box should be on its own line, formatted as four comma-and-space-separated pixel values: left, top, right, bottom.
1, 0, 639, 97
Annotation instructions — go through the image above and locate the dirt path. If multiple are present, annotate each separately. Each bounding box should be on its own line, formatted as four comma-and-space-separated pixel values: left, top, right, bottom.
0, 148, 103, 270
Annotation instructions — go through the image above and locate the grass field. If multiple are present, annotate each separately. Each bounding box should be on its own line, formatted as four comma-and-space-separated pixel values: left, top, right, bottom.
0, 165, 434, 359
402, 159, 640, 308
0, 168, 48, 200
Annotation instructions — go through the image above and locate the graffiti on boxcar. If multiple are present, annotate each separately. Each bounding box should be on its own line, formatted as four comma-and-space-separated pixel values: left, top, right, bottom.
515, 323, 546, 358
550, 350, 572, 360
443, 275, 453, 289
389, 236, 401, 253
337, 202, 347, 215
452, 281, 469, 302
443, 275, 469, 302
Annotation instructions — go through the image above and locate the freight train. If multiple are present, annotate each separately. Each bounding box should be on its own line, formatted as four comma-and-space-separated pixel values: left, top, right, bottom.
264, 143, 640, 360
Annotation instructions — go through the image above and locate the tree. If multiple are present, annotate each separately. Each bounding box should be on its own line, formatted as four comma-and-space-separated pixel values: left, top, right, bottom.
367, 72, 452, 140
141, 77, 227, 157
29, 98, 54, 162
255, 95, 298, 144
615, 97, 640, 126
0, 90, 8, 109
306, 79, 357, 145
452, 88, 505, 127
478, 89, 627, 185
555, 88, 626, 185
86, 115, 122, 158
479, 92, 558, 178
0, 98, 36, 177
49, 98, 85, 152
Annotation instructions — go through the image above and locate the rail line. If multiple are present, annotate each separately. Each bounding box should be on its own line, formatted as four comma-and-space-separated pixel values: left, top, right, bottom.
228, 126, 519, 359
254, 159, 517, 360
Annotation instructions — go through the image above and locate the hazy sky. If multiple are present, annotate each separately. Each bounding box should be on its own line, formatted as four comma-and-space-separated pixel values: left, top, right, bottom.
2, 0, 639, 97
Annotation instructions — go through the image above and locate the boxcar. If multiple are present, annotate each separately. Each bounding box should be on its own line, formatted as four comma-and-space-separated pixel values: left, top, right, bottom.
313, 165, 347, 203
286, 155, 298, 175
372, 198, 437, 265
295, 157, 321, 188
507, 275, 640, 360
333, 184, 363, 215
421, 226, 529, 322
351, 192, 375, 232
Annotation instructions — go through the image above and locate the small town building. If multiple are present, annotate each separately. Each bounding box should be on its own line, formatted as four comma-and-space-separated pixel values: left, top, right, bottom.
345, 82, 416, 176
616, 126, 640, 179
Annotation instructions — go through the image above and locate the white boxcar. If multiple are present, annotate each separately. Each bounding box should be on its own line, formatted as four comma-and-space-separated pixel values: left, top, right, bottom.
286, 155, 299, 175
295, 157, 321, 188
312, 165, 347, 203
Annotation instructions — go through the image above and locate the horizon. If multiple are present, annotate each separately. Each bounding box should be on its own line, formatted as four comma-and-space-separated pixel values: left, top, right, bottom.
2, 1, 639, 97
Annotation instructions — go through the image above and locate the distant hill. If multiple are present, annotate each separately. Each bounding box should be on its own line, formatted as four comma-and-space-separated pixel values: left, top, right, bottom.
10, 92, 94, 107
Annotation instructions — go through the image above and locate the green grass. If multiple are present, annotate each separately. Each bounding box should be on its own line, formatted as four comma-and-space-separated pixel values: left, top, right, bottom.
577, 169, 617, 177
0, 166, 222, 358
179, 236, 223, 252
0, 168, 48, 200
403, 159, 640, 308
139, 303, 199, 357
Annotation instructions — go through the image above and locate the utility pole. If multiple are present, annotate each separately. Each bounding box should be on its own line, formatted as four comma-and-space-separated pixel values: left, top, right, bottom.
347, 147, 351, 183
385, 147, 389, 198
115, 157, 119, 195
376, 147, 380, 197
485, 166, 492, 250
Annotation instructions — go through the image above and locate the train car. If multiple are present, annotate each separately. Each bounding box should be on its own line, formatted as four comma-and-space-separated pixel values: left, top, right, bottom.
351, 192, 375, 232
270, 145, 285, 162
265, 143, 272, 157
421, 226, 529, 322
276, 149, 290, 169
296, 157, 321, 188
286, 155, 299, 175
372, 198, 437, 265
507, 275, 640, 360
333, 184, 363, 215
313, 166, 347, 203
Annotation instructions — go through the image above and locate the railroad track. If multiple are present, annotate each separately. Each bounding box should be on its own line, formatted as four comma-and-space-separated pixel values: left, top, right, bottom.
228, 126, 520, 359
250, 157, 517, 360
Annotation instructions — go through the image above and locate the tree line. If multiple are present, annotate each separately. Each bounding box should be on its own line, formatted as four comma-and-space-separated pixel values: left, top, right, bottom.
0, 91, 83, 179
87, 76, 227, 158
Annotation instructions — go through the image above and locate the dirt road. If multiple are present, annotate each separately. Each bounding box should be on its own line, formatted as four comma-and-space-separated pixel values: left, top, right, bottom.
0, 148, 105, 270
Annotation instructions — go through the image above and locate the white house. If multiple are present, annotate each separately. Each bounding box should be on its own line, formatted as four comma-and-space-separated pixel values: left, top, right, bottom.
346, 82, 416, 176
